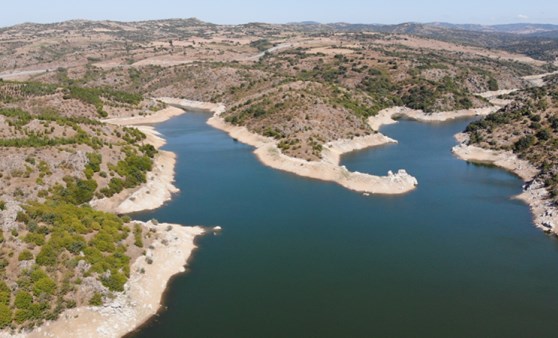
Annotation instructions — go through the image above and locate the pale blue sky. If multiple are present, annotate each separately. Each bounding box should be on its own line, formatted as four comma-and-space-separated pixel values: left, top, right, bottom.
2, 0, 558, 27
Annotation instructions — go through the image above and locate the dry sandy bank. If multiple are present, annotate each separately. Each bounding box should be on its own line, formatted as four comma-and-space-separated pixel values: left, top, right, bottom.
91, 109, 189, 214
158, 98, 419, 195
4, 106, 208, 338
10, 222, 204, 338
370, 105, 500, 127
102, 106, 186, 126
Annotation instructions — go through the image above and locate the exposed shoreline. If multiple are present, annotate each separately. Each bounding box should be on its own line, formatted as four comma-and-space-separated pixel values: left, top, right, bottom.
7, 106, 206, 338
9, 90, 557, 337
452, 133, 558, 234
91, 107, 189, 214
143, 95, 558, 235
17, 222, 204, 338
159, 97, 419, 195
379, 103, 558, 235
370, 104, 502, 127
156, 97, 513, 196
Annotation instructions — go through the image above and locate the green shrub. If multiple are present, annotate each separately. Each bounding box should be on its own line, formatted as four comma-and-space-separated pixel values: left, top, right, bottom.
488, 78, 499, 91
52, 176, 97, 205
24, 233, 46, 246
33, 277, 56, 296
0, 304, 12, 328
133, 223, 143, 248
0, 281, 10, 306
86, 153, 102, 173
89, 293, 103, 306
36, 244, 58, 266
14, 291, 33, 310
101, 271, 127, 292
101, 149, 153, 197
7, 201, 134, 323
14, 309, 32, 323
250, 39, 273, 52
18, 250, 34, 261
514, 135, 536, 152
402, 85, 436, 111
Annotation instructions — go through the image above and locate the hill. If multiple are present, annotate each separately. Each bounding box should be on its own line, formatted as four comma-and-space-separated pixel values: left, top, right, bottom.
1, 17, 558, 333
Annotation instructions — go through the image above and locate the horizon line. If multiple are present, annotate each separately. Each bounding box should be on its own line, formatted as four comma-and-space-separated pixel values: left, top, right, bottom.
2, 17, 558, 29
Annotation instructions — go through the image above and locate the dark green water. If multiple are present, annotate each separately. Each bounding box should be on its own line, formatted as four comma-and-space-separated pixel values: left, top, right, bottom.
129, 112, 558, 338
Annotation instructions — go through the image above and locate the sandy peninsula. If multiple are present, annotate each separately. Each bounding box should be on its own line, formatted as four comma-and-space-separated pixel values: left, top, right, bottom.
9, 222, 204, 338
374, 97, 558, 234
453, 134, 558, 234
157, 84, 549, 197
156, 94, 522, 196
371, 105, 501, 127
158, 97, 419, 195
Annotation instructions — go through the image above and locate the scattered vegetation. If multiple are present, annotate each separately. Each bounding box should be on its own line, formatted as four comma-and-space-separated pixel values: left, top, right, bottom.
0, 81, 156, 331
466, 78, 558, 202
0, 201, 138, 329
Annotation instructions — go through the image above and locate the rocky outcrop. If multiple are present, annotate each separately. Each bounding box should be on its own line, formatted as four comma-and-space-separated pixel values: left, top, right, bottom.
0, 196, 22, 231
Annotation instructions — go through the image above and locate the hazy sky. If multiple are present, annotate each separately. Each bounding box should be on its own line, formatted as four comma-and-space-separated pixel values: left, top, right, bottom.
2, 0, 558, 27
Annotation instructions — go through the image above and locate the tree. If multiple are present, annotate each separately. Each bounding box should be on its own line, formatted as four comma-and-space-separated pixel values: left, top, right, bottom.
514, 135, 536, 152
488, 78, 499, 91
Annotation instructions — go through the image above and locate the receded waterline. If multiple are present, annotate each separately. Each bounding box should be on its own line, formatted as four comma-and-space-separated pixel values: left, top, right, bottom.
131, 111, 558, 338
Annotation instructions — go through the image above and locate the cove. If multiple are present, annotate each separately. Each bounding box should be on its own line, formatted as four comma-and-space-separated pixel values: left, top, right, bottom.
128, 112, 558, 338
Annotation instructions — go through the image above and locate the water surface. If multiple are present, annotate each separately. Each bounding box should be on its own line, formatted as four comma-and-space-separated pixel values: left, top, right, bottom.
130, 113, 558, 338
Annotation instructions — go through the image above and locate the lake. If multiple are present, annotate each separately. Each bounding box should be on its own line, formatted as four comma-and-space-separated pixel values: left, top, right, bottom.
129, 112, 558, 338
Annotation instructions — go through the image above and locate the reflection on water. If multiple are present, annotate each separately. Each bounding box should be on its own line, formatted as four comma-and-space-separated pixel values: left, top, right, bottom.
131, 113, 558, 338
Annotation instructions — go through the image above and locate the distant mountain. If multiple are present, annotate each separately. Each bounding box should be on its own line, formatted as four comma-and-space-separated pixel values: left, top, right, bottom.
290, 21, 558, 61
430, 22, 558, 35
288, 21, 322, 25
290, 21, 558, 38
3, 18, 558, 61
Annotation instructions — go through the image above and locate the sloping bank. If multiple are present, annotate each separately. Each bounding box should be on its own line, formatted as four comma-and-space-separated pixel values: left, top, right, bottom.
375, 97, 558, 234
159, 98, 418, 195
8, 106, 206, 338
157, 96, 514, 195
20, 222, 204, 338
450, 76, 558, 235
453, 134, 558, 235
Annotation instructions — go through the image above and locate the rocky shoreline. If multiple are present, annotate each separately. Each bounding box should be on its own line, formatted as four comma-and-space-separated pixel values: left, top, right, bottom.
370, 104, 502, 127
453, 134, 558, 235
11, 222, 204, 338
